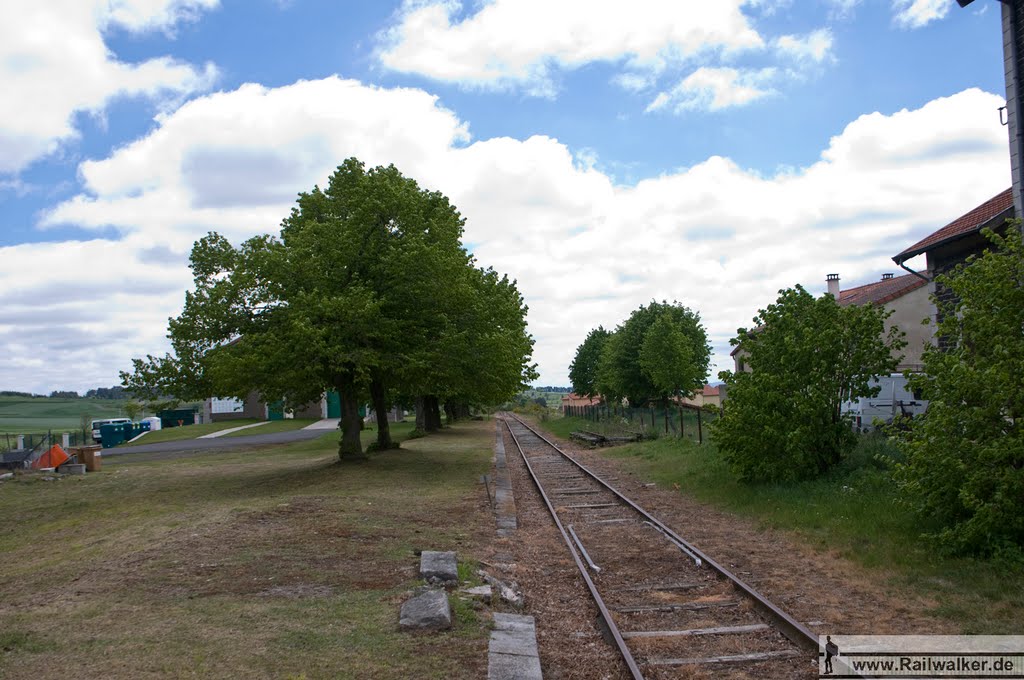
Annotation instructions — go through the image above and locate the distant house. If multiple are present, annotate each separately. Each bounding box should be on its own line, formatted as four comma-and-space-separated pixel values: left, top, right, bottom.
828, 271, 930, 373
729, 270, 930, 374
203, 391, 342, 423
561, 393, 601, 413
680, 384, 722, 409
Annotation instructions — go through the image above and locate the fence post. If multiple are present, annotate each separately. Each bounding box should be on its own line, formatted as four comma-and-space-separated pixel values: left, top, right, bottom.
664, 405, 668, 433
697, 409, 703, 444
679, 407, 685, 439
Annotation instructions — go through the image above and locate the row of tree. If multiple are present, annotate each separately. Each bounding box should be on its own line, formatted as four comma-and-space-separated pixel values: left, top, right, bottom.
0, 387, 129, 400
568, 228, 1022, 555
123, 158, 537, 458
568, 301, 712, 408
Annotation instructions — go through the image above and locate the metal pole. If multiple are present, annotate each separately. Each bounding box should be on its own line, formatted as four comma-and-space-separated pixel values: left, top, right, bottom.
697, 409, 703, 444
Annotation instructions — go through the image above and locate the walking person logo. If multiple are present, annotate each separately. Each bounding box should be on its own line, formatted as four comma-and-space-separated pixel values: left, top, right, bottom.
823, 635, 839, 675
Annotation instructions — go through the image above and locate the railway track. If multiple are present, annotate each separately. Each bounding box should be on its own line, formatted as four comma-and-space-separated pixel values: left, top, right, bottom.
501, 413, 821, 679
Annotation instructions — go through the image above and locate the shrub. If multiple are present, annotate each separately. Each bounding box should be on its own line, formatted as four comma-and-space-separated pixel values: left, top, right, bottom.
893, 228, 1024, 556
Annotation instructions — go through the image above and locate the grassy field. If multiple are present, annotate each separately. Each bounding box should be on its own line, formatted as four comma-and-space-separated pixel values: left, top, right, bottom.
518, 389, 565, 410
0, 395, 128, 435
541, 414, 1024, 635
0, 420, 495, 679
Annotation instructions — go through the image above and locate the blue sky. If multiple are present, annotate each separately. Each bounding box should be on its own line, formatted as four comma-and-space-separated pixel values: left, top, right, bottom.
0, 0, 1013, 394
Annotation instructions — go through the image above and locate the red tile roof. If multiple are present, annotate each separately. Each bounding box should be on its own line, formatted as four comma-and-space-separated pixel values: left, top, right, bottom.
894, 188, 1013, 263
702, 385, 720, 397
839, 272, 927, 307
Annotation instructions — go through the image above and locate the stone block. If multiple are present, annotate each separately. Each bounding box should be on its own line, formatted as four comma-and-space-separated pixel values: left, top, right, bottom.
488, 652, 543, 680
420, 550, 458, 583
399, 590, 451, 632
61, 464, 86, 475
493, 612, 535, 633
461, 585, 492, 603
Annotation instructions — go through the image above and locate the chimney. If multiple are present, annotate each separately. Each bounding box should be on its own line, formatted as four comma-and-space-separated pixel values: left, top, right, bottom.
826, 273, 840, 298
881, 273, 894, 280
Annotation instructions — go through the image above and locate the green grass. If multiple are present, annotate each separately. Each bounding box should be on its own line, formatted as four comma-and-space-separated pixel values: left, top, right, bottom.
539, 414, 1024, 634
0, 395, 128, 435
0, 420, 495, 679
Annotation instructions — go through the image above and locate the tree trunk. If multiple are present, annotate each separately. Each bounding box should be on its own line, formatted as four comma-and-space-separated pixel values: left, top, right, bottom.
337, 381, 364, 460
415, 396, 426, 431
370, 373, 392, 450
444, 401, 456, 424
425, 395, 442, 431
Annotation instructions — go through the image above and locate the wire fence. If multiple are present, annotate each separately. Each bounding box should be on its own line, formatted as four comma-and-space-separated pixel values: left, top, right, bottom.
1, 429, 92, 453
562, 402, 719, 444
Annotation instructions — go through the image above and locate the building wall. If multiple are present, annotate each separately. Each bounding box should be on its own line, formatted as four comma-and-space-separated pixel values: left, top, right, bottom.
292, 397, 325, 420
731, 348, 751, 374
207, 391, 267, 422
680, 391, 722, 409
883, 282, 933, 373
1004, 2, 1024, 217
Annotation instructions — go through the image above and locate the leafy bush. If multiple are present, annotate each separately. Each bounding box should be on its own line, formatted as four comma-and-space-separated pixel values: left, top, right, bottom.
714, 285, 902, 482
893, 228, 1024, 556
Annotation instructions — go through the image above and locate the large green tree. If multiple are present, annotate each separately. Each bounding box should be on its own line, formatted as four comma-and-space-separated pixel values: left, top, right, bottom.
894, 228, 1024, 555
123, 158, 531, 459
596, 301, 710, 406
714, 285, 903, 482
568, 326, 610, 398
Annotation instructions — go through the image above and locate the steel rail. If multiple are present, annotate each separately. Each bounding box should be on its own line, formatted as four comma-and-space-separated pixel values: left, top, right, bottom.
501, 418, 645, 680
505, 412, 819, 655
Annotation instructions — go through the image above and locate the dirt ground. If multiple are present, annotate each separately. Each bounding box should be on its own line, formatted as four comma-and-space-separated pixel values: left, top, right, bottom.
481, 419, 956, 680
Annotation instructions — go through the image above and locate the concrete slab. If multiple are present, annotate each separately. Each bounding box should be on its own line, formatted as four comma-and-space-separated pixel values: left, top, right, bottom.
462, 585, 492, 602
198, 421, 271, 439
399, 590, 451, 631
489, 629, 539, 657
493, 613, 536, 632
489, 652, 543, 680
420, 550, 458, 583
60, 464, 86, 475
489, 613, 541, 680
302, 418, 340, 430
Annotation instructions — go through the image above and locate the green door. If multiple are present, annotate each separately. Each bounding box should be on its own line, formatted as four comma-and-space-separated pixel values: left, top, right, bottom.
268, 400, 285, 421
326, 391, 341, 418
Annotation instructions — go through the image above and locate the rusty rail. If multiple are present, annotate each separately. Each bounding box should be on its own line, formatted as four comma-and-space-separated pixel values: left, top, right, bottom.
502, 417, 645, 680
503, 412, 820, 657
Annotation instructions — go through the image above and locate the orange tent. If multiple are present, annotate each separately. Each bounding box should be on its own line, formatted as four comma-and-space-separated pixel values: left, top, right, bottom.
32, 444, 70, 469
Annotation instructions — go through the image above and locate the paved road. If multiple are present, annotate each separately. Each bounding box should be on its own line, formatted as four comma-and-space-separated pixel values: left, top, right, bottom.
102, 427, 334, 462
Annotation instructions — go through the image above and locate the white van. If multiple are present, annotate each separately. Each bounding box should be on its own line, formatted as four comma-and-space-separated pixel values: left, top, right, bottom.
91, 418, 132, 443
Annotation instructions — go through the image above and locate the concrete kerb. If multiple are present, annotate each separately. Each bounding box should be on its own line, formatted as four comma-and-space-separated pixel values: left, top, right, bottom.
493, 423, 518, 536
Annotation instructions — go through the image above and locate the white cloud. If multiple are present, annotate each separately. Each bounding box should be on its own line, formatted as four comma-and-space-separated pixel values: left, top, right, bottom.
775, 29, 835, 63
0, 0, 218, 174
377, 0, 764, 95
647, 67, 777, 113
892, 0, 950, 29
5, 81, 1010, 392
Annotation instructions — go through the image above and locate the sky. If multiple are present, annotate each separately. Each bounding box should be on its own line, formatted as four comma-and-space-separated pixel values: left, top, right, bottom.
0, 0, 1014, 395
